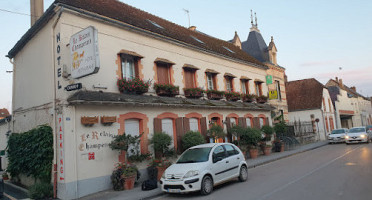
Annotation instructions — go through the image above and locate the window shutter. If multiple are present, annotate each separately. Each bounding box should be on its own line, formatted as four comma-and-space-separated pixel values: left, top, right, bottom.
183, 117, 190, 134
266, 117, 270, 126
200, 117, 208, 142
134, 59, 140, 78
153, 118, 162, 133
225, 117, 231, 142
175, 118, 184, 153
252, 117, 260, 129
238, 117, 246, 128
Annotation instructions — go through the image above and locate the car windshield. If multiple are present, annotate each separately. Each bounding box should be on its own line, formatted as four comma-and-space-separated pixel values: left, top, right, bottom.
349, 128, 365, 133
177, 147, 212, 164
331, 129, 345, 134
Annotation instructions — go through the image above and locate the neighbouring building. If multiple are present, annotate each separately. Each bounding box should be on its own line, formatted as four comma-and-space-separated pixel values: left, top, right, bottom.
7, 0, 275, 198
326, 77, 372, 128
0, 108, 10, 120
230, 13, 289, 123
0, 115, 11, 171
286, 78, 336, 141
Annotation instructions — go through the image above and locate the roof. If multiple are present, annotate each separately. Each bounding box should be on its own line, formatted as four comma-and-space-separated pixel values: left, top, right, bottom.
67, 91, 274, 111
0, 108, 10, 119
326, 79, 368, 100
286, 78, 325, 112
241, 30, 269, 63
8, 0, 267, 70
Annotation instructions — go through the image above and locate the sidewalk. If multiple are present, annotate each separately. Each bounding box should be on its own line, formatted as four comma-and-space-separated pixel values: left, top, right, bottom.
81, 141, 328, 200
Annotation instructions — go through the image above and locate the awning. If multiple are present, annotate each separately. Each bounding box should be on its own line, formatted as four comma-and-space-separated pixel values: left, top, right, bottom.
254, 78, 264, 83
154, 57, 175, 65
224, 73, 237, 78
118, 49, 144, 58
183, 64, 200, 70
240, 76, 251, 80
205, 69, 220, 74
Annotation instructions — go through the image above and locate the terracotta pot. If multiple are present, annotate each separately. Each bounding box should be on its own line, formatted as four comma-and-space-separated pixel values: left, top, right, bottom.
123, 175, 136, 190
264, 146, 272, 155
156, 166, 166, 181
2, 176, 9, 180
249, 148, 258, 159
280, 143, 285, 152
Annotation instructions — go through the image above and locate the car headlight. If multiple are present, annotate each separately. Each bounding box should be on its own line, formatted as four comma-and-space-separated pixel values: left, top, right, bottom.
360, 134, 366, 138
345, 135, 349, 139
183, 170, 199, 179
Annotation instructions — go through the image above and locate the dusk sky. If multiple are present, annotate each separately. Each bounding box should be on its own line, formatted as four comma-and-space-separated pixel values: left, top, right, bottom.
1, 0, 371, 111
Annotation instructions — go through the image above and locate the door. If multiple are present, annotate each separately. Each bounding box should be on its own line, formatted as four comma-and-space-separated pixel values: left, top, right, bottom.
223, 144, 240, 178
211, 145, 228, 183
162, 118, 174, 148
124, 119, 140, 155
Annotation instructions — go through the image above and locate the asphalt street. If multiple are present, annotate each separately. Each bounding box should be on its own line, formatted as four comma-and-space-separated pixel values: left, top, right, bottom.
153, 143, 372, 200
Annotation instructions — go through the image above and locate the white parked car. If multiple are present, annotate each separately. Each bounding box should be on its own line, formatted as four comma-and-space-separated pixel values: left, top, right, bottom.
345, 127, 370, 144
160, 143, 248, 195
328, 128, 348, 144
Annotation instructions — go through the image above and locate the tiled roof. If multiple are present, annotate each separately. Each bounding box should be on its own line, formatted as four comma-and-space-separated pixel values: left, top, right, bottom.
286, 78, 325, 112
0, 108, 10, 119
326, 79, 367, 100
9, 0, 267, 69
67, 91, 274, 111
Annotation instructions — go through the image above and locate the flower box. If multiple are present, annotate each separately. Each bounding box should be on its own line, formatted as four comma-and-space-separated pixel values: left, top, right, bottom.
206, 90, 224, 100
184, 88, 204, 99
81, 116, 99, 126
154, 83, 179, 97
256, 95, 268, 104
225, 91, 241, 101
117, 78, 151, 95
101, 116, 117, 125
241, 94, 256, 103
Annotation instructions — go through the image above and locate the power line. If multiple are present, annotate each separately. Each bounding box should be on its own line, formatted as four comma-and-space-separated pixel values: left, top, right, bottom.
0, 8, 40, 17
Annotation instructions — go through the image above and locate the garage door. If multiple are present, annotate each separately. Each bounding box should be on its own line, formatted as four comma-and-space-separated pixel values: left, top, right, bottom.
125, 119, 140, 155
162, 118, 174, 148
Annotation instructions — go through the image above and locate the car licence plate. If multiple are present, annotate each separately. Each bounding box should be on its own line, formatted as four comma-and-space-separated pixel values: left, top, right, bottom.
167, 189, 181, 193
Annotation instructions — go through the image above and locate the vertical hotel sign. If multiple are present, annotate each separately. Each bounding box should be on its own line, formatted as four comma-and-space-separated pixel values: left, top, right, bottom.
70, 26, 100, 79
57, 114, 65, 181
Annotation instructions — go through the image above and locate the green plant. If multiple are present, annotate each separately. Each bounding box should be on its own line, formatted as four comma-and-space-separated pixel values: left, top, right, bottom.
128, 153, 152, 163
7, 125, 53, 182
241, 94, 256, 102
154, 83, 179, 94
240, 127, 262, 149
224, 91, 241, 101
149, 157, 172, 168
207, 124, 226, 139
111, 163, 140, 191
183, 87, 205, 98
109, 133, 141, 152
150, 132, 172, 158
29, 182, 53, 200
256, 95, 268, 102
206, 89, 224, 95
117, 78, 151, 94
229, 125, 245, 146
182, 131, 205, 151
261, 125, 274, 141
274, 121, 288, 136
2, 171, 9, 178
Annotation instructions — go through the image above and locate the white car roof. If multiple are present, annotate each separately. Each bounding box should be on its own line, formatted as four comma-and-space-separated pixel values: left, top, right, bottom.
189, 143, 232, 149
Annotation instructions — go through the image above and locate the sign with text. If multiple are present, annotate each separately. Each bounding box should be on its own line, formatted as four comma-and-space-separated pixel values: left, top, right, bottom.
57, 114, 65, 181
70, 26, 100, 79
266, 75, 273, 84
65, 83, 82, 91
269, 90, 278, 100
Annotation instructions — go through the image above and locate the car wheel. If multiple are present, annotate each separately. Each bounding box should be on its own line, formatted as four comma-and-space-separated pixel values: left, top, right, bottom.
238, 165, 248, 182
200, 175, 213, 195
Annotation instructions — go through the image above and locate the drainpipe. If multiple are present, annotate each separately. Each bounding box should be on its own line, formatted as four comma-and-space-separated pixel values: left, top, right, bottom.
321, 109, 327, 140
8, 58, 15, 134
52, 6, 63, 199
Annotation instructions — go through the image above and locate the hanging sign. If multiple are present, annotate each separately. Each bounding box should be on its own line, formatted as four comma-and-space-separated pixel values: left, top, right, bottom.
266, 75, 273, 84
70, 26, 100, 79
269, 90, 278, 100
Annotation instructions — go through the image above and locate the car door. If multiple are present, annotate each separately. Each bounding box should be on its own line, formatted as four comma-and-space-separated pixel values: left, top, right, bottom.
210, 145, 228, 184
223, 144, 241, 178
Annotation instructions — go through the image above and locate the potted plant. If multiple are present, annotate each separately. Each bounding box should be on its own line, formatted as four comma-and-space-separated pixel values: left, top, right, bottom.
206, 90, 224, 100
181, 131, 206, 151
149, 158, 172, 180
207, 124, 226, 142
111, 163, 138, 190
154, 83, 179, 97
224, 91, 241, 101
2, 171, 9, 180
109, 133, 141, 163
117, 78, 151, 94
150, 132, 172, 179
260, 125, 274, 155
256, 95, 268, 104
183, 87, 205, 99
240, 128, 261, 159
241, 94, 256, 103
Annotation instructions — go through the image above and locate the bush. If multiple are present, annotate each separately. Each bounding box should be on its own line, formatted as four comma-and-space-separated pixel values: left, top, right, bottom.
182, 131, 205, 151
207, 124, 225, 139
240, 127, 261, 149
274, 121, 287, 136
150, 132, 172, 157
29, 182, 53, 200
261, 125, 274, 141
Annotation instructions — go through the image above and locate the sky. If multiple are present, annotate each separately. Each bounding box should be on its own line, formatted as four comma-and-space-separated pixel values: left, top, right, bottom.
0, 0, 372, 112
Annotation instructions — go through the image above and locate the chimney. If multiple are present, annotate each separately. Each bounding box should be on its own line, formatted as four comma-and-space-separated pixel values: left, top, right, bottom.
30, 0, 44, 26
339, 79, 343, 89
188, 26, 196, 31
335, 77, 338, 83
351, 86, 356, 92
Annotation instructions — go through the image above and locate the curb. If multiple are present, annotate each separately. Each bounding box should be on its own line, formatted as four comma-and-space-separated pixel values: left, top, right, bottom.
4, 180, 29, 197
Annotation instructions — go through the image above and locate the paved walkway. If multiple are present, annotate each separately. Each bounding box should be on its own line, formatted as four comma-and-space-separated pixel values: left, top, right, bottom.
81, 141, 328, 200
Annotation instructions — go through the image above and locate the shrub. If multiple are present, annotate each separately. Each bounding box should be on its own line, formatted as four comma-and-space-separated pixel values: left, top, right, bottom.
29, 182, 53, 200
182, 131, 205, 151
109, 133, 141, 152
207, 124, 225, 139
150, 132, 172, 157
274, 121, 288, 136
240, 127, 261, 149
261, 125, 274, 141
117, 78, 151, 94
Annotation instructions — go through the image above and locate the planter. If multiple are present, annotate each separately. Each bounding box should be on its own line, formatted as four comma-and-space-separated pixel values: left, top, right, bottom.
257, 99, 267, 104
117, 78, 151, 95
122, 175, 136, 190
207, 92, 223, 100
81, 116, 99, 126
184, 89, 204, 99
242, 97, 254, 103
2, 176, 9, 180
156, 88, 179, 97
249, 148, 258, 159
264, 146, 272, 155
101, 116, 117, 125
226, 95, 240, 101
280, 143, 285, 152
156, 166, 167, 181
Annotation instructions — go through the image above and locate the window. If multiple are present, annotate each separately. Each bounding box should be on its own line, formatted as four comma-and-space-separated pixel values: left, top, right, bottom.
206, 73, 217, 90
212, 146, 226, 163
189, 118, 199, 132
223, 46, 235, 54
275, 80, 281, 100
121, 55, 136, 79
225, 76, 234, 92
124, 119, 140, 156
184, 68, 196, 88
322, 98, 326, 112
224, 145, 239, 156
162, 118, 174, 148
325, 117, 329, 132
328, 99, 332, 112
255, 82, 263, 96
259, 118, 264, 128
241, 80, 249, 94
157, 63, 171, 84
246, 117, 252, 127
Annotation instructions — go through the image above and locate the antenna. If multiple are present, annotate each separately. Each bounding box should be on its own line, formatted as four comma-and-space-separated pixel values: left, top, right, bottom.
183, 9, 190, 27
250, 10, 253, 25
255, 12, 258, 27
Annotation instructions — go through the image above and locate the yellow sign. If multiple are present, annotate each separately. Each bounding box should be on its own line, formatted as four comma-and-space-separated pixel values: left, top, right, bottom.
269, 90, 278, 99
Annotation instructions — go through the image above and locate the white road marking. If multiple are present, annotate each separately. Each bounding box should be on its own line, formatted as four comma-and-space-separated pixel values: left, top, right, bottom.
4, 192, 17, 200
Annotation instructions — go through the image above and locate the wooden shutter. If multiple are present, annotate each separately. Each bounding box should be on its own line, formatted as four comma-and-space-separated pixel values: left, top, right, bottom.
153, 118, 162, 133
200, 117, 208, 142
225, 117, 231, 142
266, 117, 270, 126
184, 69, 195, 88
175, 118, 184, 153
183, 117, 190, 134
157, 63, 170, 84
134, 59, 140, 78
252, 117, 260, 129
238, 117, 246, 128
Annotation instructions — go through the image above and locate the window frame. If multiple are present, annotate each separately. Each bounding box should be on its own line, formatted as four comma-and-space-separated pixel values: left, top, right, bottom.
121, 54, 137, 80
206, 73, 216, 90
275, 80, 282, 101
225, 76, 234, 92
255, 81, 263, 96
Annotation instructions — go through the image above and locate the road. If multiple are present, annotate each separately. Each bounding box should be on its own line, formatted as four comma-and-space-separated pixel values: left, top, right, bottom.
153, 143, 372, 200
